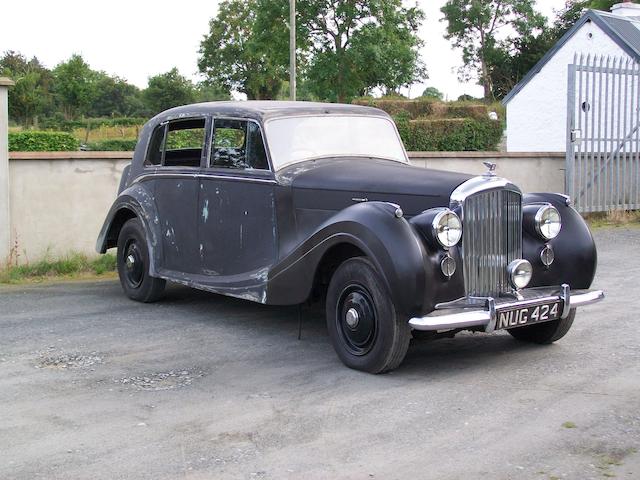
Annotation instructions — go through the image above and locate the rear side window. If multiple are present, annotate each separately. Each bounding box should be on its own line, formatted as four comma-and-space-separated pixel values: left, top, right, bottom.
144, 118, 206, 168
211, 119, 269, 170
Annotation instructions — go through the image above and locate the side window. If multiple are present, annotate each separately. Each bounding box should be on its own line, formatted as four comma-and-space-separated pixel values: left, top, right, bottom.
211, 119, 269, 170
163, 118, 206, 167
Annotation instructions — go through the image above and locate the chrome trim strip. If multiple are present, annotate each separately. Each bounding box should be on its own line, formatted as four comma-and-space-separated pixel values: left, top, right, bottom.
409, 286, 604, 331
131, 172, 278, 185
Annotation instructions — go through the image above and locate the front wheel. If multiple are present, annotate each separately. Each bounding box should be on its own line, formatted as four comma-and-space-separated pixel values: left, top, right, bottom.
117, 218, 166, 303
326, 257, 410, 373
507, 308, 576, 344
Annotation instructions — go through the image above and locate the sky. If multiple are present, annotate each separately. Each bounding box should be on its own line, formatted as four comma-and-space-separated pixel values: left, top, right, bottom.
0, 0, 563, 100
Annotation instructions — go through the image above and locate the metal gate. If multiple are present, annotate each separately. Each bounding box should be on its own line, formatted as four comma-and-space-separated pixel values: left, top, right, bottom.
566, 53, 640, 212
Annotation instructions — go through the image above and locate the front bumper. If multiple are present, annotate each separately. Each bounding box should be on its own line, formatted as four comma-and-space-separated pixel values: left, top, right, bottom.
409, 284, 604, 333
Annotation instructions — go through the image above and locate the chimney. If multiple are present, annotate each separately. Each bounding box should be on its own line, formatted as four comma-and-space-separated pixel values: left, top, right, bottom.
611, 0, 640, 18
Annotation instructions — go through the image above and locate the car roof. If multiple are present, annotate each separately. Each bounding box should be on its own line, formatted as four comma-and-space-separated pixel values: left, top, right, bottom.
149, 101, 390, 125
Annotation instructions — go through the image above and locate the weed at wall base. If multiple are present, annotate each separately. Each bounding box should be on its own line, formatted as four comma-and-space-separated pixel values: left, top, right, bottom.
0, 253, 117, 284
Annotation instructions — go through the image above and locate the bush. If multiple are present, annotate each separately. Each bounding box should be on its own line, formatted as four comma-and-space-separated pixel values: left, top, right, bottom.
395, 116, 503, 151
352, 97, 492, 121
85, 138, 138, 151
8, 131, 80, 151
40, 116, 146, 132
353, 97, 438, 119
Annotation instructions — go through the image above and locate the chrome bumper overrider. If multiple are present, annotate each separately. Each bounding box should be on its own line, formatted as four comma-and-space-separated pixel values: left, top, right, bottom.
409, 284, 604, 332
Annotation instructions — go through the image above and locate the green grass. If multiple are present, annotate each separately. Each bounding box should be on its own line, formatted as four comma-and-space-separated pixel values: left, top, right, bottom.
0, 253, 117, 284
585, 210, 640, 229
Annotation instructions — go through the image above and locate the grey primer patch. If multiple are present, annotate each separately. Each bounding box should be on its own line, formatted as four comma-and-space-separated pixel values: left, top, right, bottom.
202, 199, 209, 223
118, 368, 205, 391
36, 348, 105, 370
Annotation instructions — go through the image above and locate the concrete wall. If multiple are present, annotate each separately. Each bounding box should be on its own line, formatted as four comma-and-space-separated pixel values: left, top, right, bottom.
6, 151, 565, 263
408, 152, 565, 193
8, 152, 131, 263
506, 20, 633, 152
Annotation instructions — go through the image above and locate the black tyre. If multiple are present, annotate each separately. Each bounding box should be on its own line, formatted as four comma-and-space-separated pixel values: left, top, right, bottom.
507, 308, 576, 344
117, 218, 166, 303
326, 257, 411, 373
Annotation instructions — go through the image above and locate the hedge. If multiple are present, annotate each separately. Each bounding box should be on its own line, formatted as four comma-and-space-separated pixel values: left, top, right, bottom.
352, 98, 490, 120
8, 131, 80, 152
85, 138, 138, 151
395, 116, 503, 151
39, 116, 146, 132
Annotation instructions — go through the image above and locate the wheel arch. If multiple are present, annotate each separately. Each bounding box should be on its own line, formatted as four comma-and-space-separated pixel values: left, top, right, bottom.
96, 184, 162, 276
310, 242, 367, 301
265, 201, 429, 314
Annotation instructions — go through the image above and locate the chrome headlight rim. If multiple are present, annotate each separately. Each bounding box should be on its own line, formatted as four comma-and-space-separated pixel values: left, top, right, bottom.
507, 259, 533, 290
431, 209, 462, 249
534, 204, 561, 240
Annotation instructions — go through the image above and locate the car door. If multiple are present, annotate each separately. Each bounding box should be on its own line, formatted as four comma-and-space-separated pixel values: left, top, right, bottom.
197, 118, 278, 280
149, 117, 208, 274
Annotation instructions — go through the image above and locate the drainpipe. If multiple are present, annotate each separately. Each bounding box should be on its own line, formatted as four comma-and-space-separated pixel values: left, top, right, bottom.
0, 77, 14, 264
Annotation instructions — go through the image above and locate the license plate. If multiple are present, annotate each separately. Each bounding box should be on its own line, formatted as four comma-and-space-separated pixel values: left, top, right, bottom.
496, 301, 562, 330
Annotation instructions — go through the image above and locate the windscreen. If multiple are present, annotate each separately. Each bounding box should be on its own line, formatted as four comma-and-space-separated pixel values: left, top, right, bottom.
265, 115, 407, 170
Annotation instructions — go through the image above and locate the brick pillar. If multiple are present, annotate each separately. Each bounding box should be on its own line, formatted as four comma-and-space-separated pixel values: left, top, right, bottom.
0, 77, 14, 263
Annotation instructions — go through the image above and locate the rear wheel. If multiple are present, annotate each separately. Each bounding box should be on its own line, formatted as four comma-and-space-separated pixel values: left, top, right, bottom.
117, 218, 165, 303
507, 308, 576, 344
326, 257, 410, 373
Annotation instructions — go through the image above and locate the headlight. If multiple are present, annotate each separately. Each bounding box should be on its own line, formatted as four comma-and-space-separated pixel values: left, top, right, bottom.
535, 205, 561, 240
507, 259, 533, 290
432, 210, 462, 248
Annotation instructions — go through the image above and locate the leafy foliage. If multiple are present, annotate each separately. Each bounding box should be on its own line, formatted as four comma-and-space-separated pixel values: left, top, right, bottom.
8, 131, 80, 151
0, 51, 54, 125
422, 87, 444, 100
441, 0, 546, 100
199, 0, 426, 102
198, 0, 292, 100
85, 139, 138, 151
443, 0, 640, 100
143, 68, 197, 115
300, 0, 426, 102
39, 116, 146, 131
395, 116, 503, 151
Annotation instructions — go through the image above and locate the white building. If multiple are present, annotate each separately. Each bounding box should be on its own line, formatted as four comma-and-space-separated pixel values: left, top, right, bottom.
504, 1, 640, 152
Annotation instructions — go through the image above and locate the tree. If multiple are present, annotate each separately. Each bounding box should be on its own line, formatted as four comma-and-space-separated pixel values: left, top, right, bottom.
488, 0, 640, 99
441, 0, 546, 100
422, 87, 444, 100
91, 73, 143, 117
142, 68, 196, 114
301, 0, 426, 102
199, 0, 426, 102
1, 51, 54, 125
198, 0, 289, 100
195, 82, 231, 103
52, 54, 99, 119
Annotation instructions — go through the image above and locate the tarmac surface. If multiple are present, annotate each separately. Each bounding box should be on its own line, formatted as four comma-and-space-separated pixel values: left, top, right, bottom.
1, 226, 638, 480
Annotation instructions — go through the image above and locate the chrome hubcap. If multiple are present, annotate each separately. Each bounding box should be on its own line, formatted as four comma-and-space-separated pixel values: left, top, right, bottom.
345, 308, 360, 328
126, 254, 136, 269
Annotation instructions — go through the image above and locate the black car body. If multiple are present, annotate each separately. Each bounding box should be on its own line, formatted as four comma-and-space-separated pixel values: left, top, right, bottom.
97, 101, 604, 373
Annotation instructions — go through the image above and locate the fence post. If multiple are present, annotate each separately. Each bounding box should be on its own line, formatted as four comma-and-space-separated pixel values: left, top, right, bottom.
0, 77, 14, 263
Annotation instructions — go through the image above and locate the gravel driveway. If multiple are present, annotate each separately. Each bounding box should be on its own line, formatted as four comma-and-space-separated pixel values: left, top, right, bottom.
1, 227, 638, 480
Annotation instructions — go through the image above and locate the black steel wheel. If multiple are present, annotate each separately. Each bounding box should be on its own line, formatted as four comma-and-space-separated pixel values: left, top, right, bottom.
508, 308, 576, 344
117, 218, 166, 303
326, 257, 410, 373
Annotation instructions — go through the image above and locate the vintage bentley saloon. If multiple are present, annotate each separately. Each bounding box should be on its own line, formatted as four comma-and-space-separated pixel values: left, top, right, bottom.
97, 101, 604, 373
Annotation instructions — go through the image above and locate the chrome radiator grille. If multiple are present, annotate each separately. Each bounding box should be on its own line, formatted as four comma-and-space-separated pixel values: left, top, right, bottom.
461, 189, 522, 297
